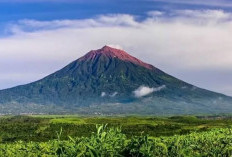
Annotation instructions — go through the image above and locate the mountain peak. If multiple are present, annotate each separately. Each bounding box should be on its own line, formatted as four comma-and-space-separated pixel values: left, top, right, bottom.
101, 45, 121, 51
80, 46, 154, 70
0, 46, 231, 115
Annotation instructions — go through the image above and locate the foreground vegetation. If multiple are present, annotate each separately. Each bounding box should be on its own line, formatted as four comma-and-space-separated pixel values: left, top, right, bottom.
1, 115, 232, 156
1, 125, 232, 156
1, 115, 232, 143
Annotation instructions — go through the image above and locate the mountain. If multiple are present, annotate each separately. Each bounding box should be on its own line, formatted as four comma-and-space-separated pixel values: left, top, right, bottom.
0, 46, 231, 115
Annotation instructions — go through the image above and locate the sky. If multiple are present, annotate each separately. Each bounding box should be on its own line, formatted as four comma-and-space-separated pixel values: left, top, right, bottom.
0, 0, 232, 96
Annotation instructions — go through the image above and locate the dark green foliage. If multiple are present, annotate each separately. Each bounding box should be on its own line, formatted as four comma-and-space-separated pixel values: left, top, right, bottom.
1, 115, 232, 144
1, 124, 232, 156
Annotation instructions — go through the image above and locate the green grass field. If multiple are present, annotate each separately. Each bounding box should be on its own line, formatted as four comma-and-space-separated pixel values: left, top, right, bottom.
0, 115, 232, 156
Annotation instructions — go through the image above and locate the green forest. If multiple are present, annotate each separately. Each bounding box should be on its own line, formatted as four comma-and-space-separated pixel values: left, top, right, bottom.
0, 115, 232, 156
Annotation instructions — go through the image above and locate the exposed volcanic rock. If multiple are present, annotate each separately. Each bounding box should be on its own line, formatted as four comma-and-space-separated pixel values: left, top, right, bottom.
79, 46, 154, 70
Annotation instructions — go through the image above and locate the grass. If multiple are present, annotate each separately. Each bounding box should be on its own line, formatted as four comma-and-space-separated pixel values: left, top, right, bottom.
0, 115, 232, 143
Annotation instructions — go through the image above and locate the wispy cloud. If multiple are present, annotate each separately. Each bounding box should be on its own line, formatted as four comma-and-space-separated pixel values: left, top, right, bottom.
150, 0, 232, 7
146, 9, 232, 24
100, 92, 118, 97
147, 11, 164, 17
133, 85, 166, 98
110, 92, 118, 97
173, 9, 232, 22
5, 14, 138, 34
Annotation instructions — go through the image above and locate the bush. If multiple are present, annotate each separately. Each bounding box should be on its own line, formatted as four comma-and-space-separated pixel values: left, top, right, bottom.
1, 125, 232, 156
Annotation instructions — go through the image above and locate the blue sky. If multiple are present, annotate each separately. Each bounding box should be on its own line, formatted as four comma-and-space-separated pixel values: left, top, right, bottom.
1, 0, 232, 96
1, 0, 232, 22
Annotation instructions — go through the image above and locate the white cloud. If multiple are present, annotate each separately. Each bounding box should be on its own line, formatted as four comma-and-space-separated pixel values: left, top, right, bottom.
147, 11, 164, 17
101, 92, 106, 97
134, 86, 154, 97
110, 92, 118, 97
175, 9, 230, 19
133, 85, 165, 98
155, 85, 166, 91
0, 10, 232, 95
7, 14, 138, 33
100, 92, 118, 97
151, 0, 232, 7
146, 9, 232, 24
106, 44, 123, 50
172, 9, 232, 24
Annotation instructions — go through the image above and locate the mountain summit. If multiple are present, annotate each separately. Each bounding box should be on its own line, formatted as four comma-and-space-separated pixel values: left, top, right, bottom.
80, 46, 154, 70
0, 46, 231, 115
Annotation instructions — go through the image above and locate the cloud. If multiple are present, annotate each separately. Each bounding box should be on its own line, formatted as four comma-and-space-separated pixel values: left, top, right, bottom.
0, 10, 232, 96
133, 85, 166, 98
101, 92, 106, 97
7, 14, 138, 33
172, 10, 232, 24
147, 11, 164, 17
134, 86, 155, 97
175, 10, 230, 19
100, 92, 118, 97
110, 92, 118, 97
146, 9, 232, 24
151, 0, 232, 8
106, 44, 123, 50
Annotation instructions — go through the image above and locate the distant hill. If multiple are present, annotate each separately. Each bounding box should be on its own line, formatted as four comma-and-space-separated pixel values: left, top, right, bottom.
0, 46, 231, 115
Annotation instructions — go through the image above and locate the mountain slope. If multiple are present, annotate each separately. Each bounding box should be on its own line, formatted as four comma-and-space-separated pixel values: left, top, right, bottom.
0, 46, 231, 115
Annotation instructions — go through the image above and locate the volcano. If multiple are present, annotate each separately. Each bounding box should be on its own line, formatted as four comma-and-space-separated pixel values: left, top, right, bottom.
0, 46, 231, 115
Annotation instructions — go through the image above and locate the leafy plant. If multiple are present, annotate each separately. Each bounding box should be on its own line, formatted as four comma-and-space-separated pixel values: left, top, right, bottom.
1, 124, 232, 156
